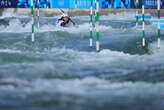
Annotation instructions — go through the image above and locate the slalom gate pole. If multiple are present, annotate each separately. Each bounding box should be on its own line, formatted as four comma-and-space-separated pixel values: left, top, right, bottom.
90, 0, 93, 47
31, 0, 35, 42
47, 0, 49, 8
157, 0, 161, 48
95, 0, 100, 51
37, 0, 40, 28
142, 0, 145, 47
136, 0, 139, 27
95, 0, 97, 22
75, 0, 77, 8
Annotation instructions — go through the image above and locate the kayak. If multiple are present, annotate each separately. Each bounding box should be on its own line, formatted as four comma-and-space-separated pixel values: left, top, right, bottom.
55, 20, 63, 27
55, 20, 73, 28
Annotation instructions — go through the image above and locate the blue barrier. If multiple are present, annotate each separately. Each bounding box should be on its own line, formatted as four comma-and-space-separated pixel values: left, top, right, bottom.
151, 19, 164, 28
136, 15, 152, 19
70, 0, 91, 8
100, 0, 130, 8
144, 0, 163, 8
50, 0, 70, 8
0, 0, 18, 8
130, 0, 164, 9
151, 19, 164, 23
0, 0, 133, 8
0, 0, 164, 8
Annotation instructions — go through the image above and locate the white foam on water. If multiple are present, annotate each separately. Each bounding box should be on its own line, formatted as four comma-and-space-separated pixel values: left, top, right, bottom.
0, 12, 28, 19
149, 40, 164, 54
73, 12, 137, 21
0, 12, 164, 76
0, 40, 163, 79
0, 18, 113, 34
0, 12, 164, 105
73, 15, 90, 21
48, 47, 164, 74
0, 77, 164, 98
0, 19, 55, 33
58, 23, 113, 34
0, 25, 5, 30
0, 49, 22, 54
0, 47, 143, 78
0, 12, 17, 19
100, 12, 136, 20
0, 19, 30, 33
0, 11, 163, 36
0, 42, 164, 96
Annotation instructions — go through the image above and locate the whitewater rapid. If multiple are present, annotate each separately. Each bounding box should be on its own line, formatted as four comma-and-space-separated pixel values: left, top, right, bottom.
0, 12, 164, 110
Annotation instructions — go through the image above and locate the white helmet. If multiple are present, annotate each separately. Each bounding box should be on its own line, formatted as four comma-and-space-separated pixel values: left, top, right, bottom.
61, 13, 68, 17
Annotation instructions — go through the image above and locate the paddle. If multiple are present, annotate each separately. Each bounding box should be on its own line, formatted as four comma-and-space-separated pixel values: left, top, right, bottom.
58, 8, 65, 14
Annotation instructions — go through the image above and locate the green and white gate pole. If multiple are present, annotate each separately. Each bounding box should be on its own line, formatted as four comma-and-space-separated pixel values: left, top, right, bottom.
142, 0, 145, 47
157, 0, 161, 48
31, 0, 35, 42
95, 0, 100, 51
75, 0, 77, 8
47, 0, 49, 8
136, 0, 139, 27
94, 0, 97, 23
90, 0, 93, 47
37, 0, 40, 28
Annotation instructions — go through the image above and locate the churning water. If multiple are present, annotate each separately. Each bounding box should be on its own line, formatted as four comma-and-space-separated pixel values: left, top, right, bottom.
0, 12, 164, 110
